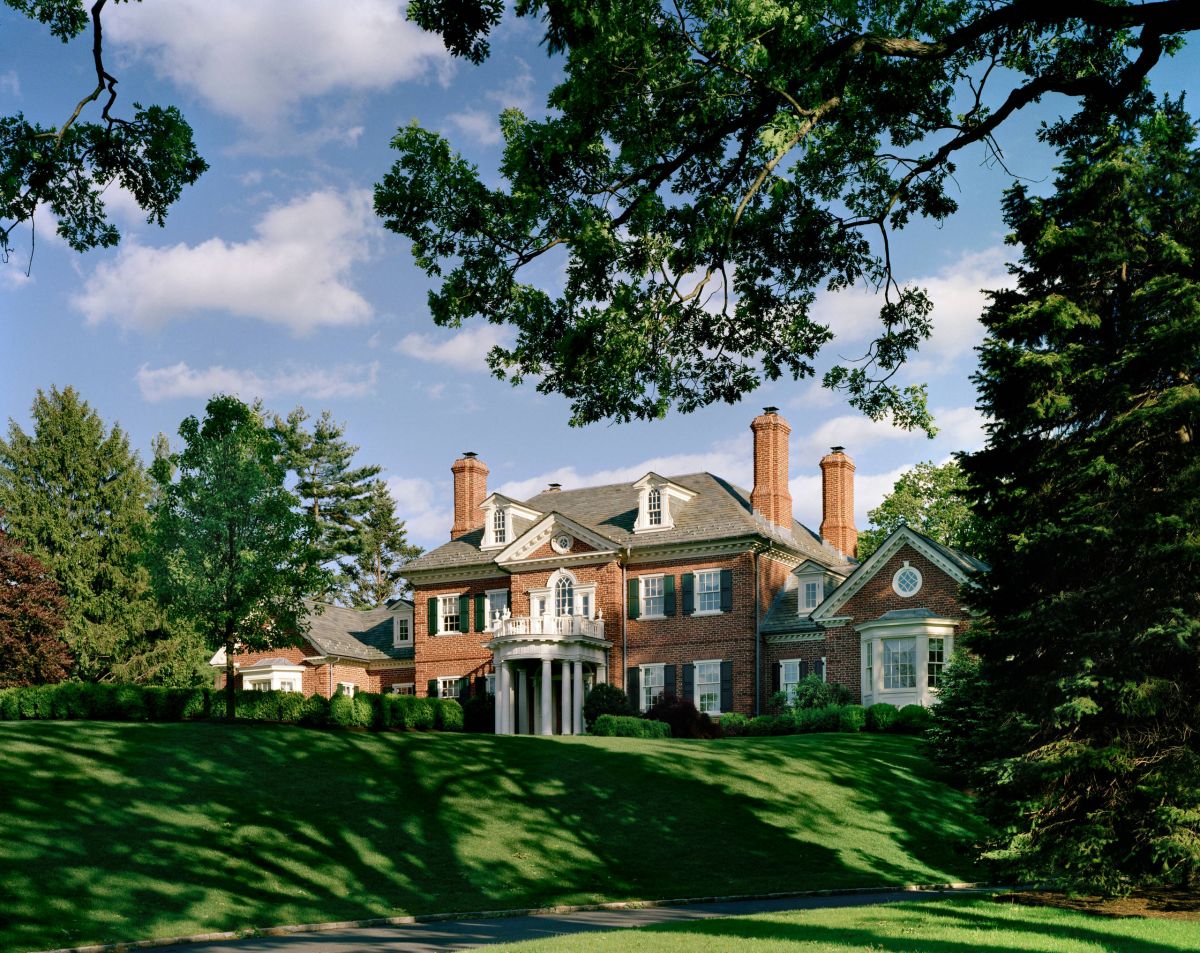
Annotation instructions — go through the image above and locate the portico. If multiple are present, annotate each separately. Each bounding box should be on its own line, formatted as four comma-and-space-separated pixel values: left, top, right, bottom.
485, 612, 609, 735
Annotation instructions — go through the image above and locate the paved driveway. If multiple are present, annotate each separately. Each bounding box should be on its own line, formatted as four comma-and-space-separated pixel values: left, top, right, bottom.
154, 889, 993, 953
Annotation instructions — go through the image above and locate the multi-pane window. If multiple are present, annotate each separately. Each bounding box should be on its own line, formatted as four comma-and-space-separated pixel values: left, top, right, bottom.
696, 660, 721, 714
437, 676, 461, 699
893, 564, 922, 597
394, 617, 410, 646
337, 682, 356, 697
781, 660, 802, 700
641, 575, 665, 616
493, 508, 507, 544
928, 637, 946, 688
486, 590, 507, 630
249, 680, 270, 692
438, 595, 461, 634
578, 591, 592, 618
641, 664, 664, 711
391, 683, 416, 696
696, 569, 721, 612
647, 488, 663, 526
802, 580, 820, 611
555, 576, 574, 616
883, 638, 917, 689
485, 673, 496, 695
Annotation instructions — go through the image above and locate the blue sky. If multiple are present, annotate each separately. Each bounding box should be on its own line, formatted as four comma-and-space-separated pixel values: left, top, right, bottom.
2, 3, 1197, 550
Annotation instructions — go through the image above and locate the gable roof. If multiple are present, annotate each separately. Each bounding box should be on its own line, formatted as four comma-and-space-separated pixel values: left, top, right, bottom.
811, 525, 988, 621
402, 472, 851, 575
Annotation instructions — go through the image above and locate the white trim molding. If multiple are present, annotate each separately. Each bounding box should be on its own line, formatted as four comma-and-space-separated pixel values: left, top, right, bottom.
631, 472, 696, 533
857, 614, 957, 708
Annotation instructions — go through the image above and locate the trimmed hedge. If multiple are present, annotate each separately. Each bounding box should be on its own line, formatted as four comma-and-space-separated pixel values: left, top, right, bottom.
894, 703, 934, 734
0, 683, 463, 733
866, 702, 899, 732
591, 714, 671, 738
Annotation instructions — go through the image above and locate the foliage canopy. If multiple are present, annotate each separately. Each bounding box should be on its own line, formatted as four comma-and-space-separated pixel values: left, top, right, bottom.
857, 460, 981, 559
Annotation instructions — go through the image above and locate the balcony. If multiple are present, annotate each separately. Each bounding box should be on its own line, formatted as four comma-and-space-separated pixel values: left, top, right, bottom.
490, 613, 606, 642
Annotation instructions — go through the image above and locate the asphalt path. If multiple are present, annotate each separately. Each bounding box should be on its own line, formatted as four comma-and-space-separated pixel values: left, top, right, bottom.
153, 889, 994, 953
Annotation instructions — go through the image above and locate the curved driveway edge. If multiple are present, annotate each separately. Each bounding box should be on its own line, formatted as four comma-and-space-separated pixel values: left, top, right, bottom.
37, 883, 998, 953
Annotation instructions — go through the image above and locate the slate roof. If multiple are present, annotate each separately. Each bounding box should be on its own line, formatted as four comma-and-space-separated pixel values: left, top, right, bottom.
303, 601, 410, 663
760, 581, 826, 636
403, 472, 850, 575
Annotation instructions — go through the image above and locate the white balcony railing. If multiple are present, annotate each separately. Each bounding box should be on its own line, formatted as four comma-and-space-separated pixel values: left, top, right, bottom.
491, 613, 605, 641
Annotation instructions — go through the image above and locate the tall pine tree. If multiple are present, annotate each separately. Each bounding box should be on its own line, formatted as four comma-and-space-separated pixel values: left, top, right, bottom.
338, 480, 422, 608
0, 387, 155, 680
943, 101, 1200, 892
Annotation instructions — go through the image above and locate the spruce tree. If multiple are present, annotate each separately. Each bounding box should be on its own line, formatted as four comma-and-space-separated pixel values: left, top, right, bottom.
338, 480, 423, 608
0, 387, 155, 680
272, 408, 381, 591
943, 102, 1200, 892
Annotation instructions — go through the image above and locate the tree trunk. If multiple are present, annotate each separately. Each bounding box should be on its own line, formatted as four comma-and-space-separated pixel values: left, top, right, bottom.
224, 632, 236, 721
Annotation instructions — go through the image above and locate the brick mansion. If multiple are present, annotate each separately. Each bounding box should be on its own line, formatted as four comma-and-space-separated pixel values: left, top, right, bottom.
216, 408, 984, 733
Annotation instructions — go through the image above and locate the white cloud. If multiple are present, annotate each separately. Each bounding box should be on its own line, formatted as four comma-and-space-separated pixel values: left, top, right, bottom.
789, 465, 913, 531
446, 60, 535, 145
0, 70, 19, 98
136, 361, 380, 402
387, 476, 452, 547
397, 324, 513, 372
74, 190, 376, 333
106, 0, 451, 131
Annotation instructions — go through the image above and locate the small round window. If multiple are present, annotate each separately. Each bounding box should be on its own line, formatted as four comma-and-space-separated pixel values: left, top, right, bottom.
892, 562, 922, 598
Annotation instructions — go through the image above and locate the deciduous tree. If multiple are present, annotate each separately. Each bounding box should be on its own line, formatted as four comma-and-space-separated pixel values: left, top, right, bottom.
0, 531, 72, 687
386, 1, 1200, 427
940, 101, 1200, 892
857, 460, 981, 559
147, 396, 328, 719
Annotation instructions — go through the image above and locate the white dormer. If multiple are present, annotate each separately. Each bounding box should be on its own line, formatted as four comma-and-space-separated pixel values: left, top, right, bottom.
793, 559, 847, 618
632, 473, 696, 533
480, 493, 542, 550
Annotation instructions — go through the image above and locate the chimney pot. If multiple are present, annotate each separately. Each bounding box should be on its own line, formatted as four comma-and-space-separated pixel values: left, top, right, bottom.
763, 405, 779, 415
547, 483, 561, 493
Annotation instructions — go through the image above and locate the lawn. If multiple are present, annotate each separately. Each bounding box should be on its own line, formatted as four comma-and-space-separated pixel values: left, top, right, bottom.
485, 897, 1198, 952
0, 722, 984, 952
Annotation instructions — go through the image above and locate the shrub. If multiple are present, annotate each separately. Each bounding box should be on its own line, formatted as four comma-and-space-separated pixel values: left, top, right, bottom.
720, 711, 749, 736
838, 704, 867, 732
111, 684, 148, 721
0, 688, 17, 720
404, 696, 436, 731
328, 693, 357, 728
356, 692, 385, 729
583, 683, 634, 726
435, 698, 464, 732
791, 675, 852, 710
894, 704, 933, 734
590, 714, 670, 738
745, 715, 780, 736
463, 693, 495, 733
644, 692, 720, 739
765, 691, 791, 715
52, 682, 90, 719
300, 693, 330, 727
866, 702, 899, 732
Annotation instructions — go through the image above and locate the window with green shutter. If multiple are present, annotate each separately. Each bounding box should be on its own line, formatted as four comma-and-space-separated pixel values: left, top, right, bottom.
682, 573, 695, 615
663, 575, 676, 616
719, 569, 733, 612
627, 578, 640, 619
426, 597, 438, 636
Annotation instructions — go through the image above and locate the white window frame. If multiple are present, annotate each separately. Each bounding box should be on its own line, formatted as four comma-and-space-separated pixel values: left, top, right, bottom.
928, 637, 946, 690
492, 507, 507, 545
390, 683, 416, 696
801, 578, 821, 612
695, 569, 722, 615
239, 661, 305, 692
647, 488, 663, 526
248, 679, 272, 692
554, 574, 574, 616
882, 638, 918, 690
393, 616, 411, 647
437, 675, 462, 699
694, 659, 722, 715
639, 663, 665, 712
485, 673, 496, 695
485, 589, 508, 631
780, 659, 802, 701
640, 574, 666, 618
437, 594, 462, 635
858, 619, 955, 707
892, 561, 923, 598
337, 681, 357, 697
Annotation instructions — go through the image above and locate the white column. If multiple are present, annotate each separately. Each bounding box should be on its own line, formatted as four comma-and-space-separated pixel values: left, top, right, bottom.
597, 662, 607, 686
540, 657, 553, 735
518, 667, 530, 735
573, 660, 585, 735
495, 662, 507, 734
560, 659, 571, 736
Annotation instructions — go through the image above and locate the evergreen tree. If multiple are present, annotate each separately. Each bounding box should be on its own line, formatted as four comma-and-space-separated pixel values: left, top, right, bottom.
941, 102, 1200, 892
147, 396, 328, 719
0, 531, 72, 688
338, 480, 423, 608
857, 460, 982, 559
272, 408, 381, 589
0, 386, 155, 680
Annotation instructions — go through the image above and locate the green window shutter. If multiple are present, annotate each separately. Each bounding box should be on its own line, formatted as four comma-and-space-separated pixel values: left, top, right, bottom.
474, 593, 485, 632
427, 678, 439, 698
771, 662, 781, 694
458, 594, 470, 632
626, 667, 640, 707
458, 677, 470, 703
427, 597, 438, 636
682, 663, 695, 702
627, 578, 640, 619
664, 575, 676, 616
720, 660, 733, 712
663, 664, 676, 699
682, 573, 695, 615
719, 569, 733, 612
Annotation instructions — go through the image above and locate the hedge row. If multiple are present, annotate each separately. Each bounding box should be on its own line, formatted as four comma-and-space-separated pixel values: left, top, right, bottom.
591, 714, 672, 738
0, 683, 463, 732
720, 702, 932, 737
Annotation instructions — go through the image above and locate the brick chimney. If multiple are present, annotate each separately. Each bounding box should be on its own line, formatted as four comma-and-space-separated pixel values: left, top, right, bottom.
450, 452, 488, 539
819, 446, 857, 558
750, 407, 794, 529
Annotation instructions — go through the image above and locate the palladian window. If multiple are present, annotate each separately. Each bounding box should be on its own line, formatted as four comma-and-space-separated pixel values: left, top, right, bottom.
555, 575, 574, 616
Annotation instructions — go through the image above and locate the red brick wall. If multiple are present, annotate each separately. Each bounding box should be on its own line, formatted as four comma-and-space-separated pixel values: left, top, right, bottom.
214, 640, 329, 696
370, 665, 417, 693
413, 574, 511, 690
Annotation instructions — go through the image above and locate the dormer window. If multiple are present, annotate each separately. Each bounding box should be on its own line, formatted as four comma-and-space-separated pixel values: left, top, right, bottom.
647, 488, 663, 526
480, 493, 542, 550
493, 508, 507, 544
801, 579, 820, 611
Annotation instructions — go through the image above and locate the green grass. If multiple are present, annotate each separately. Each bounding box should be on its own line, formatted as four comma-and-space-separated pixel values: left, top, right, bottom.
0, 723, 984, 953
487, 898, 1196, 953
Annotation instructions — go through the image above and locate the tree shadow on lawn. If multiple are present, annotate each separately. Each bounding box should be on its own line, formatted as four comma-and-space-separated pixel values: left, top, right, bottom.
0, 725, 981, 953
623, 899, 1192, 953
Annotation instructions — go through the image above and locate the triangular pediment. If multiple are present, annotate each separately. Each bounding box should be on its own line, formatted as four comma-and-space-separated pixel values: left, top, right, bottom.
810, 525, 980, 621
495, 512, 620, 566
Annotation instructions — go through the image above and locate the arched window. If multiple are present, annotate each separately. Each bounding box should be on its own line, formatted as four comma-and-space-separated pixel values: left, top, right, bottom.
647, 487, 663, 526
555, 575, 574, 616
493, 508, 506, 544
